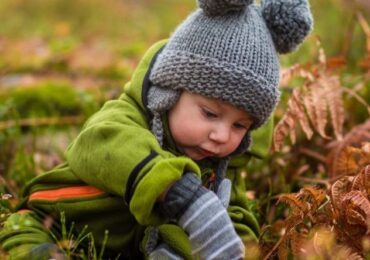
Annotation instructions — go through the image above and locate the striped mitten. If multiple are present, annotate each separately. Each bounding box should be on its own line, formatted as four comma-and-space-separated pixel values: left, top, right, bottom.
149, 243, 183, 260
160, 173, 244, 260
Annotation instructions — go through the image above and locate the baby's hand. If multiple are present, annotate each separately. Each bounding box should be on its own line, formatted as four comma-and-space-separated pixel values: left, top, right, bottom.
216, 178, 231, 208
160, 173, 244, 259
149, 243, 183, 260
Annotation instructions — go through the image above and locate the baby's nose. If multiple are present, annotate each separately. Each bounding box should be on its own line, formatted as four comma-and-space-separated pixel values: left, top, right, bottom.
209, 125, 230, 144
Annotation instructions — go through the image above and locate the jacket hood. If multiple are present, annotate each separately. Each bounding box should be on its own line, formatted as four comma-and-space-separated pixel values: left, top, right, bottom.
124, 40, 167, 113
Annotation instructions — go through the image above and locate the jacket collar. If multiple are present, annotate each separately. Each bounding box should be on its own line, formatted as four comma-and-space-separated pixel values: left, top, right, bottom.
141, 45, 166, 116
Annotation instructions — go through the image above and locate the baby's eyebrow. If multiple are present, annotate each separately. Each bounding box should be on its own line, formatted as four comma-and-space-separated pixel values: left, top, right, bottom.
239, 116, 253, 124
239, 119, 252, 125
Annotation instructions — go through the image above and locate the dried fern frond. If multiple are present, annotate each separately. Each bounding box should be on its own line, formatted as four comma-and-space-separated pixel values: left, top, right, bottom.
339, 190, 370, 237
280, 64, 303, 87
323, 76, 345, 140
303, 80, 330, 139
290, 229, 307, 257
363, 165, 370, 196
293, 88, 314, 140
352, 165, 370, 194
277, 193, 308, 213
359, 143, 370, 167
334, 146, 366, 177
264, 147, 370, 258
272, 88, 313, 151
327, 121, 370, 178
277, 236, 289, 260
300, 186, 327, 211
357, 12, 370, 55
331, 176, 353, 210
272, 107, 298, 150
273, 42, 345, 152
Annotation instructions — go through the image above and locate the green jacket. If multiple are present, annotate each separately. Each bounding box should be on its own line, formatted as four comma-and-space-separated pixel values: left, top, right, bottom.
0, 40, 272, 259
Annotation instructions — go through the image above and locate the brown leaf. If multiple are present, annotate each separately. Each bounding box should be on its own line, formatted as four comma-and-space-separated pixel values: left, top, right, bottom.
327, 120, 370, 178
352, 172, 365, 193
273, 45, 347, 152
277, 237, 289, 260
292, 89, 314, 140
278, 194, 308, 213
352, 165, 370, 197
303, 80, 330, 139
272, 112, 297, 152
322, 76, 345, 140
358, 144, 370, 168
280, 64, 302, 87
340, 190, 370, 236
279, 64, 315, 86
335, 146, 363, 177
287, 114, 297, 145
290, 230, 307, 256
300, 186, 327, 210
363, 165, 370, 196
272, 88, 313, 151
331, 177, 353, 210
326, 56, 347, 70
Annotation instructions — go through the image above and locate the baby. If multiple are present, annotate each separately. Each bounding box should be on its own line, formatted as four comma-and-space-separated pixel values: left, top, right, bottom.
0, 0, 312, 259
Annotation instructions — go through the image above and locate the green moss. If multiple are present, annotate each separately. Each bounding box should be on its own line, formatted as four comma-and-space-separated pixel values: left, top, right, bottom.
0, 82, 99, 119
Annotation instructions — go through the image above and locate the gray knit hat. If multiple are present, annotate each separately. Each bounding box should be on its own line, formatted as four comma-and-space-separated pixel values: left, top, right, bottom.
149, 0, 313, 130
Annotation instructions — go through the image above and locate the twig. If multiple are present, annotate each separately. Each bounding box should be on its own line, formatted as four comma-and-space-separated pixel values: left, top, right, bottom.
328, 172, 352, 184
341, 12, 356, 58
296, 177, 330, 189
299, 147, 327, 162
263, 229, 290, 260
341, 87, 370, 116
357, 12, 370, 53
0, 116, 84, 130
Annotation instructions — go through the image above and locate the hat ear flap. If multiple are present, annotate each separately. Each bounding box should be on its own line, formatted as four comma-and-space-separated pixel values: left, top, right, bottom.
197, 0, 253, 16
262, 0, 313, 54
147, 85, 181, 113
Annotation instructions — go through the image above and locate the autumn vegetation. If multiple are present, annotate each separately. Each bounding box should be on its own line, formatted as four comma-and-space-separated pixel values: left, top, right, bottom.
0, 0, 370, 259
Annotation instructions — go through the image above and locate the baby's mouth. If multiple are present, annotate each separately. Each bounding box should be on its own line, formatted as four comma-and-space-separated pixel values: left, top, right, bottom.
197, 147, 216, 157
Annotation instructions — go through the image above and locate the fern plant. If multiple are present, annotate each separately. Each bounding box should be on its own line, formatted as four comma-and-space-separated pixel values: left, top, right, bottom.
261, 143, 370, 259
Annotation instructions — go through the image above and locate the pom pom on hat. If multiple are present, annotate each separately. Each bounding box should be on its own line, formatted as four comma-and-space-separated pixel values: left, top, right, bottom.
197, 0, 253, 16
262, 0, 313, 54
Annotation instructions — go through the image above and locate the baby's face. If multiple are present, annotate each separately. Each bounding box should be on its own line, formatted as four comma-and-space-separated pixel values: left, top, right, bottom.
168, 91, 253, 161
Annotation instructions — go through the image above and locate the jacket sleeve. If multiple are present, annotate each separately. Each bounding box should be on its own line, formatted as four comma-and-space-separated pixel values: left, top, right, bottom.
226, 166, 260, 241
65, 92, 200, 226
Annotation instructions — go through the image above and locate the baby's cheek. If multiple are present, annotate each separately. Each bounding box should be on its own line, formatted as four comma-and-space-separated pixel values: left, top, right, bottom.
177, 124, 193, 136
228, 135, 244, 152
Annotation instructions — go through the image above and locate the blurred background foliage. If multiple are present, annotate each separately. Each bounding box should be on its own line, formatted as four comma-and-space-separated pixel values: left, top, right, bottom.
0, 0, 369, 233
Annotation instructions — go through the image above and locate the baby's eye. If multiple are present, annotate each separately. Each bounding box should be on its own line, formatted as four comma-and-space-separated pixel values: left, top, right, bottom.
233, 123, 248, 130
202, 108, 218, 118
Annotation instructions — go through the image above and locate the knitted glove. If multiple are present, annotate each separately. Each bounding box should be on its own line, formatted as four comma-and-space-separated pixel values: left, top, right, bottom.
149, 243, 183, 260
216, 178, 231, 208
160, 173, 244, 260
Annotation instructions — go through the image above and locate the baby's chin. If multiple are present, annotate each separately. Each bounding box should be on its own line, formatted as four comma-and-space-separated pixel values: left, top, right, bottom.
178, 146, 206, 161
184, 151, 206, 161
